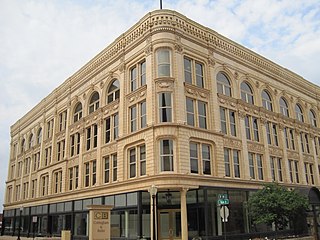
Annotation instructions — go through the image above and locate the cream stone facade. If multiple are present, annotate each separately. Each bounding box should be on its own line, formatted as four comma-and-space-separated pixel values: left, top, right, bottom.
3, 9, 320, 240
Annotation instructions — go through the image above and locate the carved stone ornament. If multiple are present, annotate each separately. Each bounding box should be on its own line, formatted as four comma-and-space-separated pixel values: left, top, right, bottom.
174, 43, 183, 53
207, 57, 215, 67
158, 81, 171, 88
234, 71, 239, 80
247, 142, 264, 153
223, 138, 242, 148
145, 44, 153, 55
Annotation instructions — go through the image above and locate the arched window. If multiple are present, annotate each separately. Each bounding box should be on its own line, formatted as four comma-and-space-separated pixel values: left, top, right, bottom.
217, 72, 231, 96
107, 79, 120, 104
89, 92, 100, 114
73, 102, 83, 123
295, 104, 304, 122
37, 128, 42, 144
21, 138, 25, 153
309, 109, 317, 127
28, 134, 34, 149
241, 82, 254, 104
262, 90, 273, 111
279, 97, 289, 117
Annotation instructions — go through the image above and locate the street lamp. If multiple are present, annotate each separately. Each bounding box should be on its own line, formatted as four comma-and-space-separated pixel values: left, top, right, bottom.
149, 185, 158, 240
17, 207, 23, 240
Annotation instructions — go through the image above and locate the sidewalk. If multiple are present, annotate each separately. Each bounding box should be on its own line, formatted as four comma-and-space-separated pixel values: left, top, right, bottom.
0, 237, 60, 240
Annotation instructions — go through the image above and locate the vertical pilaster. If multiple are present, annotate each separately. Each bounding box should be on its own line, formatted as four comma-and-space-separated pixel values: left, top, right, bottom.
238, 110, 250, 179
180, 188, 188, 240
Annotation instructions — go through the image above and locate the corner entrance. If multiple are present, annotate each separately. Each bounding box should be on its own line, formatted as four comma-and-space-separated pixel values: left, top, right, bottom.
158, 209, 181, 240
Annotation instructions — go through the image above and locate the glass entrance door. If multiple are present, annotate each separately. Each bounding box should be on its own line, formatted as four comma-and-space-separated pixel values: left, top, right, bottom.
158, 209, 181, 240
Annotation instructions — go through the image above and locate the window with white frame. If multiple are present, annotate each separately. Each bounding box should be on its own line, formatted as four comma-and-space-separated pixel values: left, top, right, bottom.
262, 90, 273, 111
220, 107, 236, 136
15, 184, 20, 201
40, 174, 49, 196
129, 100, 147, 133
70, 133, 81, 157
270, 156, 283, 182
84, 160, 97, 187
31, 179, 37, 198
288, 159, 300, 184
86, 124, 98, 151
28, 134, 34, 149
295, 104, 304, 122
73, 102, 83, 123
279, 97, 289, 117
37, 128, 42, 145
186, 97, 207, 129
245, 115, 259, 141
105, 113, 119, 144
46, 119, 54, 139
189, 142, 211, 175
248, 152, 264, 180
300, 132, 310, 153
130, 60, 146, 92
184, 57, 204, 88
309, 109, 317, 127
57, 140, 65, 161
59, 110, 67, 131
128, 144, 146, 178
53, 170, 63, 194
224, 148, 240, 178
304, 162, 315, 185
284, 127, 295, 150
107, 79, 120, 104
160, 139, 174, 172
217, 72, 232, 96
159, 92, 172, 122
266, 122, 279, 146
89, 92, 100, 114
23, 182, 29, 200
68, 166, 79, 191
24, 157, 30, 175
44, 146, 52, 166
157, 49, 171, 77
241, 82, 254, 104
103, 154, 118, 183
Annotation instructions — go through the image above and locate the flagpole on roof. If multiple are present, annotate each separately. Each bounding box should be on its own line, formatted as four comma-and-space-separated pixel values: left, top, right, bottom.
160, 0, 162, 9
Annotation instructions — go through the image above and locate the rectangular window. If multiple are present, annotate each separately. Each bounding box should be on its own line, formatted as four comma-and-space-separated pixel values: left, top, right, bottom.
59, 110, 67, 132
186, 98, 195, 126
140, 60, 146, 86
113, 155, 117, 182
86, 124, 98, 151
183, 57, 204, 87
44, 147, 52, 166
224, 148, 230, 177
69, 168, 73, 191
202, 144, 211, 175
129, 148, 136, 178
224, 148, 240, 178
248, 153, 264, 180
245, 115, 259, 142
157, 49, 171, 77
130, 66, 137, 91
220, 107, 236, 136
270, 156, 282, 182
31, 179, 37, 198
304, 163, 314, 185
57, 140, 65, 161
105, 117, 111, 143
294, 161, 300, 183
103, 155, 117, 184
41, 175, 49, 196
288, 160, 294, 183
198, 101, 207, 129
140, 145, 146, 176
160, 139, 174, 171
190, 142, 199, 174
53, 170, 62, 194
288, 160, 300, 183
140, 101, 147, 128
46, 119, 54, 139
130, 106, 137, 132
104, 156, 110, 183
70, 133, 80, 157
159, 92, 172, 122
266, 122, 278, 146
113, 114, 119, 140
84, 160, 96, 187
220, 108, 227, 134
189, 142, 211, 175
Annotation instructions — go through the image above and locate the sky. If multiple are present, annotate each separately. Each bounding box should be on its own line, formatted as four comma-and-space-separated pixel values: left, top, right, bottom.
0, 0, 320, 211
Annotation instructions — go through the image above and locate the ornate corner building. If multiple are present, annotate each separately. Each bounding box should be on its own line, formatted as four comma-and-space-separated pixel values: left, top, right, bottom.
3, 9, 320, 240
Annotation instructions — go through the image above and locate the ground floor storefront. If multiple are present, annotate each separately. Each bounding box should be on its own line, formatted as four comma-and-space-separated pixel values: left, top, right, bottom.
2, 186, 318, 240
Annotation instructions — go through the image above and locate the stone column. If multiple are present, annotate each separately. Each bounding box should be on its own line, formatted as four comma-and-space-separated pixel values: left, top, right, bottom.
180, 188, 189, 240
87, 205, 113, 240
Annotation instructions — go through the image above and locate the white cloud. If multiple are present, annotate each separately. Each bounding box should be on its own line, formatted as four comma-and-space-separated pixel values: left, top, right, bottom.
0, 0, 319, 211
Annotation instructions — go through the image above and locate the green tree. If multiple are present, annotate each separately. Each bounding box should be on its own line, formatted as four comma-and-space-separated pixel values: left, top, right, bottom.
248, 183, 308, 238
